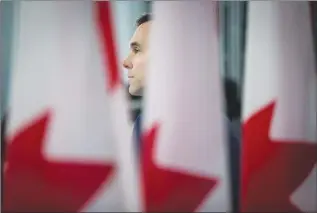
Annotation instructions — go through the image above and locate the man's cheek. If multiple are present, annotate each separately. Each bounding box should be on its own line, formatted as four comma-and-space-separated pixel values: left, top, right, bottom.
133, 66, 144, 79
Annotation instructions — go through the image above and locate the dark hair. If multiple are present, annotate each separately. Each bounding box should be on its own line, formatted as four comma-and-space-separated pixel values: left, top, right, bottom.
136, 13, 152, 27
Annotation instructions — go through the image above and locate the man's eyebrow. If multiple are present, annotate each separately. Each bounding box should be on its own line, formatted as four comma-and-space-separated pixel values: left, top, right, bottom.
130, 42, 140, 49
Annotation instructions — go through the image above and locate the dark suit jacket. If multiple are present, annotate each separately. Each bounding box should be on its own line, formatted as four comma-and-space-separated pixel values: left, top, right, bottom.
1, 113, 7, 204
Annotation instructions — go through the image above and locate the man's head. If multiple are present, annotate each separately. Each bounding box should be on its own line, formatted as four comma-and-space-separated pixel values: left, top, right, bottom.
123, 13, 152, 96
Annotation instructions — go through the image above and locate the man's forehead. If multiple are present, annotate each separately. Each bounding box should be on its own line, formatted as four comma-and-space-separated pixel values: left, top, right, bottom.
130, 21, 151, 46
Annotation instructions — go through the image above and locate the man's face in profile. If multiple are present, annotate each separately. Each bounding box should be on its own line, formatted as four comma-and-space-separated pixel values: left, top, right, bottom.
123, 21, 151, 96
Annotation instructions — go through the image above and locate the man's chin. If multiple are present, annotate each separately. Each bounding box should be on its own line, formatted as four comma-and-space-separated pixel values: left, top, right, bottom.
129, 86, 143, 96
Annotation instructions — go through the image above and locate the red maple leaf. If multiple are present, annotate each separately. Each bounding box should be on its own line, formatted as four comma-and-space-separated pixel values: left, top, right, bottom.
3, 111, 114, 212
141, 124, 218, 212
241, 101, 317, 212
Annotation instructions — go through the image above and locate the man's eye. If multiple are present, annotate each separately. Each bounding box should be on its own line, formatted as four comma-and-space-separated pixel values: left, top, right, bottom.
133, 48, 140, 53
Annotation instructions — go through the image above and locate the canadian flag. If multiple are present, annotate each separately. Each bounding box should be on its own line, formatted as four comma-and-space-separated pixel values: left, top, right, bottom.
3, 1, 140, 212
241, 2, 317, 212
140, 1, 231, 212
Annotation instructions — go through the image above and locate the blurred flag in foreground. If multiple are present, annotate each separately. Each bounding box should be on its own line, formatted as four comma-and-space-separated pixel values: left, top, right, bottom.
241, 2, 317, 212
140, 1, 231, 212
3, 1, 139, 212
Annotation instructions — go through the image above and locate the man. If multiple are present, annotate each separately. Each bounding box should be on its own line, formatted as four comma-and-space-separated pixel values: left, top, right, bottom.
123, 14, 151, 152
123, 13, 240, 211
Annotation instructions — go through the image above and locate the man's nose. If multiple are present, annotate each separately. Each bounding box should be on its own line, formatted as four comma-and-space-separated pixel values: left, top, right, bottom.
123, 58, 133, 70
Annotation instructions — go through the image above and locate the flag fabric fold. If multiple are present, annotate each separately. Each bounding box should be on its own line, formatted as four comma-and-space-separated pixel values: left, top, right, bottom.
141, 1, 231, 212
241, 2, 317, 212
3, 2, 139, 212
